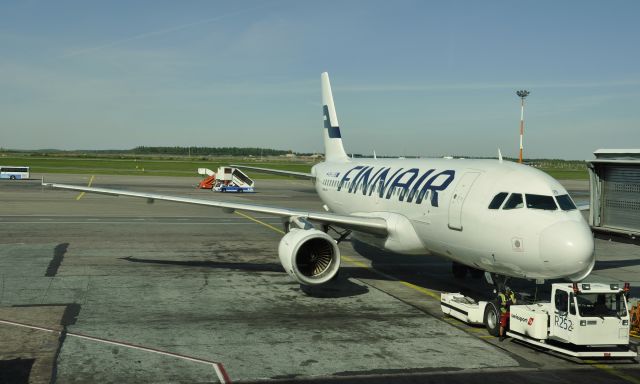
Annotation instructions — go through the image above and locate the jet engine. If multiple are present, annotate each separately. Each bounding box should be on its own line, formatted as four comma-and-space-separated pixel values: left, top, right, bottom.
278, 228, 340, 285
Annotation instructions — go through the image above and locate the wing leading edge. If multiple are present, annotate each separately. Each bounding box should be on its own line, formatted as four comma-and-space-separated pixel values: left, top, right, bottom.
43, 182, 386, 235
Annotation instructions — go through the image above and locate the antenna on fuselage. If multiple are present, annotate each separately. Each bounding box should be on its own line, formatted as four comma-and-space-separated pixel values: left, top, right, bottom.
498, 148, 503, 163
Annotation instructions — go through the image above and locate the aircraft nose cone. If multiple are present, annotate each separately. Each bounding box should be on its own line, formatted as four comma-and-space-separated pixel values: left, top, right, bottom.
539, 220, 595, 281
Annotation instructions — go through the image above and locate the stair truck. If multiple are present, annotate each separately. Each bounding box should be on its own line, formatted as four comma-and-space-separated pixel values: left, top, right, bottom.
197, 167, 255, 193
441, 282, 637, 359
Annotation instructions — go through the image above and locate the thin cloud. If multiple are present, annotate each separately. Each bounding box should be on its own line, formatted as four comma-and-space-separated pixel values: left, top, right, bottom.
59, 4, 275, 59
337, 79, 640, 93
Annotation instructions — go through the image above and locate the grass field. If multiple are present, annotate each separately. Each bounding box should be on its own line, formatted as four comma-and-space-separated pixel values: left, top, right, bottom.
0, 156, 314, 179
0, 155, 589, 180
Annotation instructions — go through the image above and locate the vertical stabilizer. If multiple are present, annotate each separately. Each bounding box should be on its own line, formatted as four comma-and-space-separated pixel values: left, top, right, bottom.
321, 72, 349, 162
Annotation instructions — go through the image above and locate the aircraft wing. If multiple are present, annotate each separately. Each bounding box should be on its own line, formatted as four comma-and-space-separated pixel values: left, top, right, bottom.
229, 165, 314, 180
42, 182, 386, 235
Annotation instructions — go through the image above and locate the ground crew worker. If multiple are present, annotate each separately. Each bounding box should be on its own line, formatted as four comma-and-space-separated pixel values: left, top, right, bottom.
498, 286, 516, 341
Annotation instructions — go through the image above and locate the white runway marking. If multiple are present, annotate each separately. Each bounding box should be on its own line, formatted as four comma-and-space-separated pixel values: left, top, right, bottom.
0, 318, 231, 383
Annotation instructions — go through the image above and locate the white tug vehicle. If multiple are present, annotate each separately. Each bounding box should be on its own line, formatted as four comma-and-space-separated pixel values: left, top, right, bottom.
441, 282, 637, 359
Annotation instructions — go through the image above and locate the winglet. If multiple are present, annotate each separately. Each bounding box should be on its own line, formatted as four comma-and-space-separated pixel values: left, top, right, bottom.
498, 148, 503, 163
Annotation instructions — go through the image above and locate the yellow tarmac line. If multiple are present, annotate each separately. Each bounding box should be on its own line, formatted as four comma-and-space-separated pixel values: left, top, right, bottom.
399, 280, 441, 300
443, 317, 486, 333
234, 211, 285, 235
585, 360, 640, 384
341, 255, 370, 269
75, 175, 95, 201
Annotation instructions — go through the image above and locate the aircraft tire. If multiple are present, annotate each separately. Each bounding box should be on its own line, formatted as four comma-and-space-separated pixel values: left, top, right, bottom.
484, 302, 500, 336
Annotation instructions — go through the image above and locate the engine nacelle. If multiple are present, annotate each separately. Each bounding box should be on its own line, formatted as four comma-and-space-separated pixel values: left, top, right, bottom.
278, 228, 341, 286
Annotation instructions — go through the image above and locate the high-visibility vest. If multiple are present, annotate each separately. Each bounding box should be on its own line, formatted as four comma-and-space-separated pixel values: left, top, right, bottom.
498, 292, 516, 313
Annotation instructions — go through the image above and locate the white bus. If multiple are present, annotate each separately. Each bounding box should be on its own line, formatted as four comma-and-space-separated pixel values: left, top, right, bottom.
0, 166, 30, 180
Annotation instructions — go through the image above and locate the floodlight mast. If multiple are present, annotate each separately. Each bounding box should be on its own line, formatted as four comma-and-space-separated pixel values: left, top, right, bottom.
516, 90, 530, 163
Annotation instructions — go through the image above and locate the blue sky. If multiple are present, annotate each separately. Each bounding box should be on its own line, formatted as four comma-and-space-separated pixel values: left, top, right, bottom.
1, 1, 639, 159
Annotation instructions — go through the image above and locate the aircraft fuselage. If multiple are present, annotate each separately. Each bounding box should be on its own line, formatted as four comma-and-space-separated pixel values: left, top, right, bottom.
312, 158, 594, 281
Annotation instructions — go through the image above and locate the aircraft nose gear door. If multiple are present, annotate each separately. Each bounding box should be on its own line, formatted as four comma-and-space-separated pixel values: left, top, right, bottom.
448, 172, 480, 231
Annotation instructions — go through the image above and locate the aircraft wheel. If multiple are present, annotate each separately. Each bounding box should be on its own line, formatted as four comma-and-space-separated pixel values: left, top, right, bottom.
484, 302, 500, 336
452, 262, 468, 279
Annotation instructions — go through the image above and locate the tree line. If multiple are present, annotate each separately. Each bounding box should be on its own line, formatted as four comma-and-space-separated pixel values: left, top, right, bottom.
130, 146, 291, 156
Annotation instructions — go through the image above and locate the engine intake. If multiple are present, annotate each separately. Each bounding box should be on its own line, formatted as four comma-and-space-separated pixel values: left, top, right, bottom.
278, 228, 340, 285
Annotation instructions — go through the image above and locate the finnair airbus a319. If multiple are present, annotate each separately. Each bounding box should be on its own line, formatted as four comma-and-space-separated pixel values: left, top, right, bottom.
44, 73, 595, 290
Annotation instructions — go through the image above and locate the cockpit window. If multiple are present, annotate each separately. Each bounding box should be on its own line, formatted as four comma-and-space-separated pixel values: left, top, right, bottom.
525, 194, 557, 210
556, 194, 577, 211
488, 192, 508, 209
503, 193, 524, 210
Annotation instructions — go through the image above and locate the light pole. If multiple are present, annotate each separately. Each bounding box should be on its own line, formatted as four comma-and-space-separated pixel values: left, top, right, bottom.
516, 90, 530, 163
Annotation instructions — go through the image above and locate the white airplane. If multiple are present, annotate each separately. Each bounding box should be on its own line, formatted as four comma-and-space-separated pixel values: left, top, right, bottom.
43, 72, 595, 290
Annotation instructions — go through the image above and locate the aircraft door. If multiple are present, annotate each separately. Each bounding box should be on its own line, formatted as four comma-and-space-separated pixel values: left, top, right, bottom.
448, 172, 480, 230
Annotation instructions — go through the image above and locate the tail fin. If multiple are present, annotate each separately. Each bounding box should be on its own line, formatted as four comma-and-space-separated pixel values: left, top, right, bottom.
321, 72, 349, 162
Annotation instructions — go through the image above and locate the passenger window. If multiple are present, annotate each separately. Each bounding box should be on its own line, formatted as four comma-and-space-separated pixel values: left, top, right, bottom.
525, 194, 557, 210
503, 193, 524, 210
556, 194, 577, 211
555, 290, 568, 313
488, 192, 508, 209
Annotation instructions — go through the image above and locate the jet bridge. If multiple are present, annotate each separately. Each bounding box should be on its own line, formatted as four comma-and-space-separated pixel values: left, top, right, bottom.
587, 149, 640, 236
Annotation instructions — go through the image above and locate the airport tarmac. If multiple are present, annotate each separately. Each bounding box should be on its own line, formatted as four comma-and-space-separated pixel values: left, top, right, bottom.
0, 174, 639, 383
